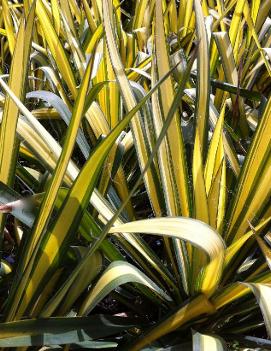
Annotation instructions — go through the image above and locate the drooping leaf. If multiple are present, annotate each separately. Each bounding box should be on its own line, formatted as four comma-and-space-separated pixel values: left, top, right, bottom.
109, 217, 225, 295
79, 261, 172, 316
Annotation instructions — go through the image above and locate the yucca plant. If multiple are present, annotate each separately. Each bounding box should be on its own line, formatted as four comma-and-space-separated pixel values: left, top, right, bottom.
0, 0, 271, 350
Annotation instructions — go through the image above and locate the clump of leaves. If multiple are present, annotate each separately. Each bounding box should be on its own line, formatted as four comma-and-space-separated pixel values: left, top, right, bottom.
0, 0, 271, 350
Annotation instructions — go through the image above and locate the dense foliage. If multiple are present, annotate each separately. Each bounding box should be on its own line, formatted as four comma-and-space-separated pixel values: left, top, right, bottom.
0, 0, 271, 350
